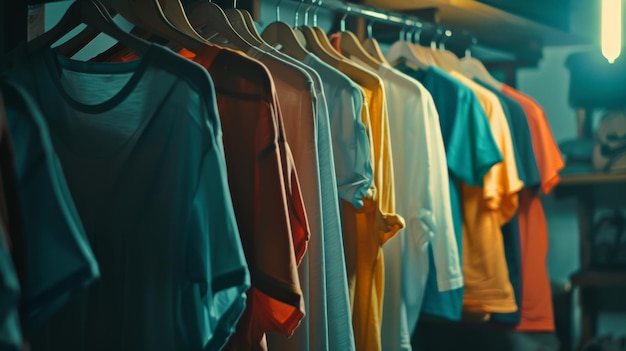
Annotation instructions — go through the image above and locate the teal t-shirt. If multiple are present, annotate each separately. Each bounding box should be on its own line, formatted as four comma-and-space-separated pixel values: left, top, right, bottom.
0, 224, 21, 351
7, 44, 250, 350
1, 79, 100, 330
396, 65, 502, 322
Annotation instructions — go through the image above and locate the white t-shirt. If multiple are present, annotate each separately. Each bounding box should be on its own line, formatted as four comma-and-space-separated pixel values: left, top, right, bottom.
352, 59, 460, 351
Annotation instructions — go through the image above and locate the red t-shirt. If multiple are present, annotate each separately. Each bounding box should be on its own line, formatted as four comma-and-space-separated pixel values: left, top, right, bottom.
502, 85, 564, 331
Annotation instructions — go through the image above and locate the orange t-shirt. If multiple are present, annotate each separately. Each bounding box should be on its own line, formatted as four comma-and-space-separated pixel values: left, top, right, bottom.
450, 72, 523, 314
178, 45, 308, 349
501, 86, 564, 195
502, 85, 564, 332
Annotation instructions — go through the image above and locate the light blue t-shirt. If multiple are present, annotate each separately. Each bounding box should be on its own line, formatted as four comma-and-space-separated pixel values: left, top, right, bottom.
303, 54, 372, 208
302, 53, 362, 351
396, 65, 502, 323
7, 44, 250, 351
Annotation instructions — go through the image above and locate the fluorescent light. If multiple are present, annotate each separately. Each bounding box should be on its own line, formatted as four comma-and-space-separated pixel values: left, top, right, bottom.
601, 0, 622, 64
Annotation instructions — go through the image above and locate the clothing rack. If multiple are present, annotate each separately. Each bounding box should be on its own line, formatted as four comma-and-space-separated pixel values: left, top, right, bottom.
284, 0, 477, 56
287, 0, 428, 29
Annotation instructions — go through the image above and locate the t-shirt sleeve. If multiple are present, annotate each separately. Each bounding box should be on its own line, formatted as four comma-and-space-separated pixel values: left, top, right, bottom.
423, 96, 463, 292
3, 81, 100, 327
447, 89, 503, 187
332, 86, 373, 208
532, 104, 564, 195
184, 135, 250, 350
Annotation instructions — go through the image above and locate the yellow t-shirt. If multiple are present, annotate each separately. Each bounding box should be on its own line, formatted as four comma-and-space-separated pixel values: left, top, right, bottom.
333, 57, 404, 351
449, 72, 523, 314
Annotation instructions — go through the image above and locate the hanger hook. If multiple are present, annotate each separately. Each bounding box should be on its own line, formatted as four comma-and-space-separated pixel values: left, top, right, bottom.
439, 29, 452, 50
465, 36, 477, 58
295, 0, 305, 27
276, 0, 282, 21
233, 0, 237, 8
412, 23, 423, 45
313, 0, 323, 27
366, 21, 374, 38
399, 26, 406, 41
430, 27, 442, 50
340, 6, 350, 32
404, 27, 415, 43
304, 0, 316, 26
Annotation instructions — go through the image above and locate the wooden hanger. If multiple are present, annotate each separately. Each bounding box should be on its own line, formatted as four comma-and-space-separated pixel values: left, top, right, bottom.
185, 1, 253, 50
223, 9, 263, 46
25, 0, 150, 57
53, 4, 119, 58
362, 21, 389, 66
426, 28, 463, 72
311, 27, 345, 60
100, 0, 205, 52
300, 0, 345, 61
334, 9, 381, 69
386, 27, 429, 69
257, 0, 308, 60
234, 9, 266, 44
262, 22, 309, 60
408, 25, 436, 65
297, 26, 342, 64
157, 0, 206, 42
460, 57, 503, 90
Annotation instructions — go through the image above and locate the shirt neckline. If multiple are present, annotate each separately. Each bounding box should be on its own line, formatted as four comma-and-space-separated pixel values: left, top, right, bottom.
43, 45, 155, 115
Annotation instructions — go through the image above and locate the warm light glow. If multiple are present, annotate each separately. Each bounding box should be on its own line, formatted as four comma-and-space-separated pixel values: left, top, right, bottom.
602, 0, 622, 64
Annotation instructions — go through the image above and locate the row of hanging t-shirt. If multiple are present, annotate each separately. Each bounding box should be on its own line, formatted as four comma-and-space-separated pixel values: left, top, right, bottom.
0, 3, 565, 351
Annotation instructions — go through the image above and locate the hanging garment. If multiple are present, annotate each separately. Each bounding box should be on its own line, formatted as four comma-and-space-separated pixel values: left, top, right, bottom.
117, 45, 311, 349
360, 62, 458, 351
502, 85, 564, 332
330, 43, 405, 351
300, 52, 368, 351
6, 44, 250, 351
242, 47, 326, 351
1, 77, 101, 327
450, 71, 523, 315
177, 45, 308, 351
301, 54, 372, 209
0, 225, 20, 351
0, 82, 25, 351
244, 47, 319, 264
477, 80, 541, 326
394, 65, 501, 324
259, 42, 340, 351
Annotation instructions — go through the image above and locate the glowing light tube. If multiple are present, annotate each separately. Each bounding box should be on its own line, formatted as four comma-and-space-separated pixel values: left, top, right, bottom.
602, 0, 622, 64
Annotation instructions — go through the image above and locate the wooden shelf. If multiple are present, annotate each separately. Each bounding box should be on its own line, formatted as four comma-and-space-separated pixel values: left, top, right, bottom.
570, 269, 626, 287
559, 173, 626, 186
361, 0, 590, 61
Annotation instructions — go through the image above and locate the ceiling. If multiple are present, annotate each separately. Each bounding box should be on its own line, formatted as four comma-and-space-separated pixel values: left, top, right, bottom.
360, 0, 613, 63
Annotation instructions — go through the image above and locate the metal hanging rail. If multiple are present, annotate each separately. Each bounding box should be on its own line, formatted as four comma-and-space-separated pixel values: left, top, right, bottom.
285, 0, 467, 47
288, 0, 428, 28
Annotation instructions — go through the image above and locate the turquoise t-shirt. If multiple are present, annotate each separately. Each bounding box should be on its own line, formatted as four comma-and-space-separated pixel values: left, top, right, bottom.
396, 65, 502, 322
477, 80, 540, 325
7, 44, 250, 350
1, 78, 100, 329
